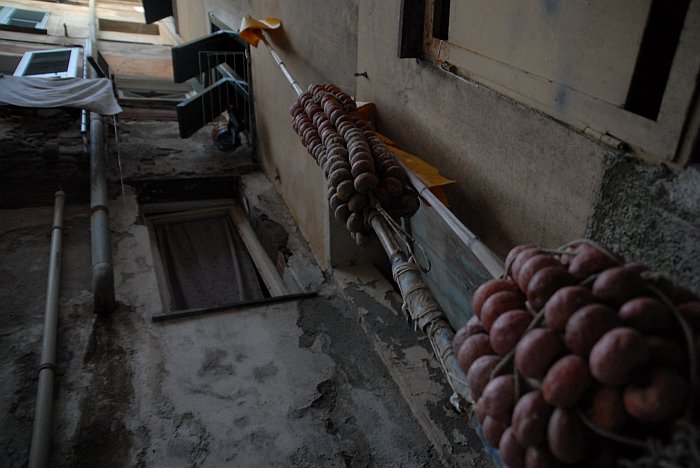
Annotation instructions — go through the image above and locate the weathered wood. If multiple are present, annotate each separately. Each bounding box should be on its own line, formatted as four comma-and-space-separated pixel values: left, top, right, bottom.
398, 0, 426, 58
409, 203, 493, 329
432, 0, 450, 40
229, 204, 289, 297
151, 292, 317, 322
428, 0, 700, 162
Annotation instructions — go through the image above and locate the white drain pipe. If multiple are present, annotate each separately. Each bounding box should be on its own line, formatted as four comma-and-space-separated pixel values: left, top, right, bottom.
28, 191, 65, 468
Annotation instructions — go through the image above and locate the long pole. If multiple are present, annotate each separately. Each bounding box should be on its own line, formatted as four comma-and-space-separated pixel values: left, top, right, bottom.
257, 32, 472, 402
28, 191, 65, 468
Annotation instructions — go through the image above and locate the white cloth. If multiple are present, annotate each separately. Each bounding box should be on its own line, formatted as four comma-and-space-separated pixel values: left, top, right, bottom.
0, 75, 122, 115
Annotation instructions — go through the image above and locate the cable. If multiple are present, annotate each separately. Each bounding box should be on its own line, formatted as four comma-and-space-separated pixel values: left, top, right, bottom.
112, 115, 126, 210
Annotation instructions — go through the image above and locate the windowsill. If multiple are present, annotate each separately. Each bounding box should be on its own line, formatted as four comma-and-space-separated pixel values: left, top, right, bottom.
0, 24, 46, 35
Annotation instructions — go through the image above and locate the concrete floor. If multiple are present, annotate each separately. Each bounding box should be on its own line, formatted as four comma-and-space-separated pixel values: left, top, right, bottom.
0, 171, 489, 467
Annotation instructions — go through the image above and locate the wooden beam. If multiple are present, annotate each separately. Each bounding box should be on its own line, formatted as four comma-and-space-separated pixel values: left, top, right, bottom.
432, 0, 450, 40
398, 0, 426, 58
229, 204, 289, 297
151, 292, 318, 322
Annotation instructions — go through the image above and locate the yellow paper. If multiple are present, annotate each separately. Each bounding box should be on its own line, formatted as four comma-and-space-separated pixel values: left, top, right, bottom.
239, 16, 282, 47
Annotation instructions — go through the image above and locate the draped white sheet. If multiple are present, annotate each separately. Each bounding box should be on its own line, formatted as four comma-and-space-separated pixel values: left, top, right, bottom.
0, 75, 122, 115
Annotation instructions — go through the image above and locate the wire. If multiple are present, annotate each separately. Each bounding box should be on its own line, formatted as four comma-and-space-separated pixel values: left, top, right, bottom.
112, 115, 126, 210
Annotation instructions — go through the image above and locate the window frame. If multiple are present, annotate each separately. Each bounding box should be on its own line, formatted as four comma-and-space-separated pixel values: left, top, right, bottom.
420, 0, 700, 165
144, 201, 289, 317
13, 47, 81, 79
0, 6, 49, 32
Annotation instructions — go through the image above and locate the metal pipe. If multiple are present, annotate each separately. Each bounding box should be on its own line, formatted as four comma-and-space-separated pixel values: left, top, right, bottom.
28, 191, 65, 468
257, 32, 471, 402
88, 0, 115, 314
370, 213, 470, 402
260, 36, 304, 96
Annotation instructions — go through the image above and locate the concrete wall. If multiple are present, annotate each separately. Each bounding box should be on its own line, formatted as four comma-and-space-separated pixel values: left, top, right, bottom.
172, 0, 207, 41
356, 0, 606, 257
206, 0, 605, 265
587, 155, 700, 293
353, 0, 699, 299
1, 110, 464, 465
211, 0, 699, 291
205, 0, 364, 268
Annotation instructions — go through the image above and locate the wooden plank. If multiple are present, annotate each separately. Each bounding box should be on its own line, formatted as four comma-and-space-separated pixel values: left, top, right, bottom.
398, 0, 426, 58
229, 204, 289, 297
432, 0, 450, 40
447, 0, 650, 106
151, 292, 318, 322
144, 218, 176, 313
141, 199, 237, 215
409, 203, 493, 330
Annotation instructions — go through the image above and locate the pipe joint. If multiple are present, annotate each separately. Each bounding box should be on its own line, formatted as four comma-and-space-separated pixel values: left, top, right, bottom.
37, 363, 56, 373
92, 262, 115, 314
90, 204, 109, 215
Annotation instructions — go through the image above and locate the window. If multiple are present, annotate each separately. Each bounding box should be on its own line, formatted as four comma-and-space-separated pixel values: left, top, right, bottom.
98, 18, 159, 35
414, 0, 700, 164
151, 212, 268, 311
116, 77, 194, 104
14, 48, 80, 79
0, 7, 49, 33
145, 203, 290, 319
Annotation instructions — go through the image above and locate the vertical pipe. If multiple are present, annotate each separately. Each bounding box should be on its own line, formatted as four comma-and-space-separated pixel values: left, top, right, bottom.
88, 0, 115, 313
28, 191, 65, 468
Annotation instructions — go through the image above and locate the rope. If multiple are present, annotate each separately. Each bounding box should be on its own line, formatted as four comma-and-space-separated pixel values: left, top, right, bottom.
618, 421, 700, 468
487, 238, 700, 465
376, 204, 431, 272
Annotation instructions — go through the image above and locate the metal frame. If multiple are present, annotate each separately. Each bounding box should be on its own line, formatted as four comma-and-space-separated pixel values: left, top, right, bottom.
0, 7, 49, 30
14, 47, 81, 79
